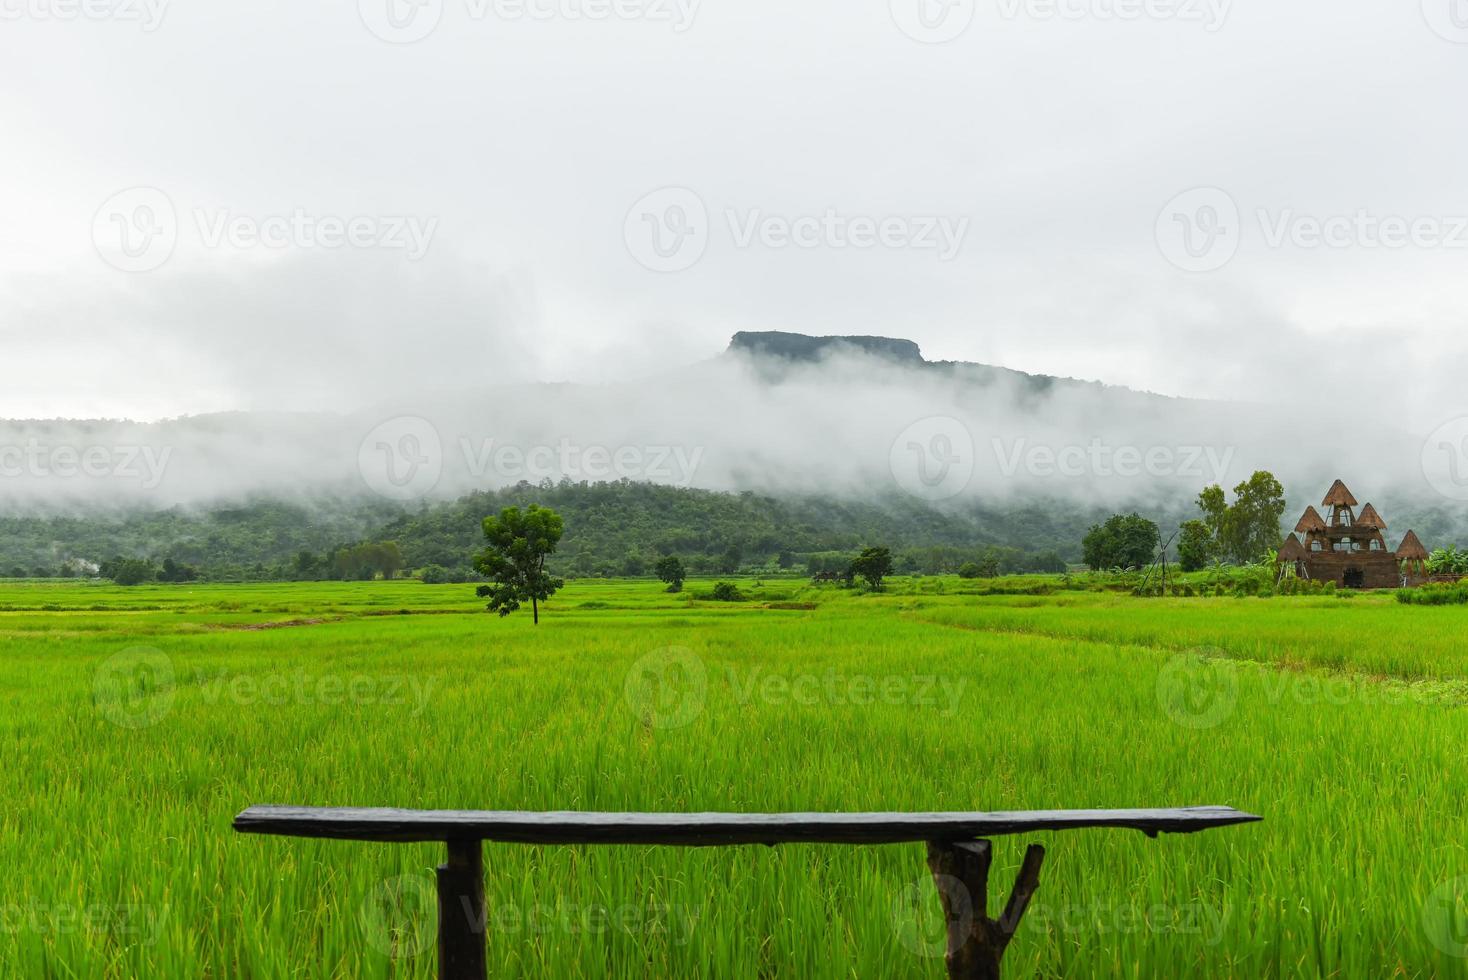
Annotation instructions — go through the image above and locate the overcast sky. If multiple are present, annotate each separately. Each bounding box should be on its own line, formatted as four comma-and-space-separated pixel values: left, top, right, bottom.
3, 0, 1467, 432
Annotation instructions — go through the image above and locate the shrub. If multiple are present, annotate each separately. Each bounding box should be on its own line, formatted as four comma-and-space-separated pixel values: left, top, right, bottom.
1397, 583, 1468, 606
710, 581, 744, 602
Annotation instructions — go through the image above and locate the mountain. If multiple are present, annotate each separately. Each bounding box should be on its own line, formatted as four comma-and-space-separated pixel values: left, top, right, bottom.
728, 331, 925, 366
0, 331, 1461, 574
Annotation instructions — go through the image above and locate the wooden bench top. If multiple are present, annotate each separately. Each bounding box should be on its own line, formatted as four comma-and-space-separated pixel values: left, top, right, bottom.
233, 805, 1259, 846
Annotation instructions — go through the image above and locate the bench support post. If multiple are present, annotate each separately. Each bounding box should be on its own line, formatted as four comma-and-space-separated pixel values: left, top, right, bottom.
925, 839, 1045, 980
437, 840, 486, 980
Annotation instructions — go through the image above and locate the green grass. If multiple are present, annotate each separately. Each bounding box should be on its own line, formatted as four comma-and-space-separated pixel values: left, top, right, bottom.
3, 577, 1468, 977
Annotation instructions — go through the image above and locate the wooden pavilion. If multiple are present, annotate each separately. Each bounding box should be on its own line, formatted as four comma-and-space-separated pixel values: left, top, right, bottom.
1278, 480, 1430, 589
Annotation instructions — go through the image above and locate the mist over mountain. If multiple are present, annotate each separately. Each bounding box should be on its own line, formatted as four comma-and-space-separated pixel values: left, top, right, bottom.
0, 331, 1461, 549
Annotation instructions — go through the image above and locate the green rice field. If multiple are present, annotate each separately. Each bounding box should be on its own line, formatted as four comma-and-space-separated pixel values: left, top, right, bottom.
4, 576, 1468, 977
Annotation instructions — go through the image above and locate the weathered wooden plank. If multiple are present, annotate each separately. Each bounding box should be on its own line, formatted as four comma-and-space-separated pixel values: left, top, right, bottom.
233, 805, 1259, 845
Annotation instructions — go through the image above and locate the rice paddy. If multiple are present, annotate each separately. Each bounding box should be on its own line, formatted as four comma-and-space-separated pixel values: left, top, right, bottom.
4, 577, 1468, 977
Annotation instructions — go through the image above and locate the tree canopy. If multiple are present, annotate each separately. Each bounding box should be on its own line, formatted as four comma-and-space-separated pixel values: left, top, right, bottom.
1082, 514, 1160, 571
474, 505, 565, 624
1196, 472, 1287, 564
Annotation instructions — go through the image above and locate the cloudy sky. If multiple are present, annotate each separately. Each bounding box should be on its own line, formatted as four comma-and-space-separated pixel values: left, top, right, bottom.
3, 0, 1467, 432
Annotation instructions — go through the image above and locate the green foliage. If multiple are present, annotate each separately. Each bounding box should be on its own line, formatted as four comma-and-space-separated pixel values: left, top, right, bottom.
1177, 519, 1215, 573
0, 482, 1141, 582
1196, 472, 1287, 564
709, 581, 744, 602
158, 558, 199, 583
655, 555, 687, 593
1428, 545, 1468, 576
1082, 514, 1160, 571
327, 541, 404, 581
474, 505, 566, 623
849, 547, 894, 591
100, 556, 157, 586
1397, 583, 1468, 605
957, 554, 1001, 579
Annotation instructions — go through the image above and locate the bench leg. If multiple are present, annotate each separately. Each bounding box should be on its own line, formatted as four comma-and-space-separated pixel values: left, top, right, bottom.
925, 840, 1045, 980
437, 840, 486, 980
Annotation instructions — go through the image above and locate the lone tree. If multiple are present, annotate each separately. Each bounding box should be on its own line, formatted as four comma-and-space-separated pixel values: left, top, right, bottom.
474, 505, 565, 624
850, 547, 894, 591
1082, 514, 1160, 571
655, 555, 686, 593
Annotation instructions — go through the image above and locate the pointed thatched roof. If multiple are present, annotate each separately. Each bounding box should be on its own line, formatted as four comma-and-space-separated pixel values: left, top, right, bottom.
1278, 534, 1307, 561
1295, 506, 1328, 533
1396, 530, 1429, 560
1356, 503, 1387, 529
1322, 480, 1358, 507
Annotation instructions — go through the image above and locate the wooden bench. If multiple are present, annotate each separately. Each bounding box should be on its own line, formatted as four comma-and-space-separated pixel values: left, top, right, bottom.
234, 804, 1260, 980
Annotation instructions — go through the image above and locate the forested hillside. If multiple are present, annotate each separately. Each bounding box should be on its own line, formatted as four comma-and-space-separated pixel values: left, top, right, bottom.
0, 481, 1131, 580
